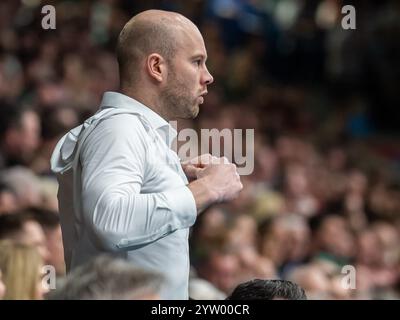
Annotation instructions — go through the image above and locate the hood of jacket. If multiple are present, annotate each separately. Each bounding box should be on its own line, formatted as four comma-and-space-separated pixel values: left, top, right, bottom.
50, 105, 151, 175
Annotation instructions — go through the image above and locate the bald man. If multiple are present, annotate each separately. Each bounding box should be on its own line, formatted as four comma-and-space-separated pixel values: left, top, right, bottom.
51, 10, 242, 299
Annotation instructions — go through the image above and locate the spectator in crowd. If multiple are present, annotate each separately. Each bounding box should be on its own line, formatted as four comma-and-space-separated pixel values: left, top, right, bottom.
0, 268, 6, 299
31, 106, 79, 175
0, 167, 43, 209
47, 254, 163, 300
0, 102, 41, 169
0, 240, 47, 300
286, 264, 332, 299
258, 214, 311, 276
0, 212, 50, 262
29, 208, 65, 276
0, 182, 18, 214
283, 162, 319, 218
227, 279, 307, 300
309, 214, 356, 268
197, 247, 241, 295
355, 225, 399, 298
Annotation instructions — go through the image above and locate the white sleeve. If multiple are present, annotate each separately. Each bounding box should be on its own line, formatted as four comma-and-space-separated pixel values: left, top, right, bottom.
80, 114, 197, 250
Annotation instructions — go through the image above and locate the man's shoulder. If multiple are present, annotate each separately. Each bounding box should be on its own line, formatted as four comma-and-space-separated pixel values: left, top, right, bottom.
81, 112, 150, 158
97, 112, 148, 136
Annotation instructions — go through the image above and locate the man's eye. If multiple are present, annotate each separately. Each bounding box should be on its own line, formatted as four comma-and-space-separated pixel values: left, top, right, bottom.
194, 60, 201, 66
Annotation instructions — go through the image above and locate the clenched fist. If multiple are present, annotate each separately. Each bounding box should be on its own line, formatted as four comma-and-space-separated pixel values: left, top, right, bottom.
198, 161, 243, 202
182, 154, 226, 181
186, 154, 243, 212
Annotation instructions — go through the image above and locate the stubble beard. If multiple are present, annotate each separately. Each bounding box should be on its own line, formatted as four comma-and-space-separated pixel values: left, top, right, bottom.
160, 70, 199, 120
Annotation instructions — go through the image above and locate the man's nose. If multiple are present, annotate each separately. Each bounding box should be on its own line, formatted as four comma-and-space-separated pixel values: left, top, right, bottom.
203, 66, 214, 85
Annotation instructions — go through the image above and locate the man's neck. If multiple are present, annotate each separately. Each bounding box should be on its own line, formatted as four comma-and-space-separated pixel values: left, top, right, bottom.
120, 86, 171, 121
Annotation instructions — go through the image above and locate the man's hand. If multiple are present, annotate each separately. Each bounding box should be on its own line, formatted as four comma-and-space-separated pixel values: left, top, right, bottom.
182, 154, 225, 181
187, 155, 242, 212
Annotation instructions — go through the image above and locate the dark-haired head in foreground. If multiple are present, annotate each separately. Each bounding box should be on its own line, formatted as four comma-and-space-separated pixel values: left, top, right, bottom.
227, 279, 307, 300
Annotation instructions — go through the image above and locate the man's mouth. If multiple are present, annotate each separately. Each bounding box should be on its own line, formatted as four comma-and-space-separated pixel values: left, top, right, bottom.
198, 91, 208, 104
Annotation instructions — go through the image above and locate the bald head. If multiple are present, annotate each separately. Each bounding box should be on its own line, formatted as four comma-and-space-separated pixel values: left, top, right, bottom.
117, 10, 199, 88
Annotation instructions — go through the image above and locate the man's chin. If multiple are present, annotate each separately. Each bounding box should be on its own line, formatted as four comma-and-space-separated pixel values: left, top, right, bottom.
184, 105, 199, 119
176, 104, 199, 119
191, 105, 200, 118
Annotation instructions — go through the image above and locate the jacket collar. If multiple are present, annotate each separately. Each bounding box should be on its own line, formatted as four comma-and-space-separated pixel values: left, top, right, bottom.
99, 91, 177, 147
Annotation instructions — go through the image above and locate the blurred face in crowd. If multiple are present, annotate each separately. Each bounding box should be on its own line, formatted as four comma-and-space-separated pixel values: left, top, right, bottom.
18, 220, 50, 263
357, 229, 384, 267
203, 252, 240, 294
276, 136, 295, 162
372, 222, 399, 266
20, 110, 40, 152
326, 147, 347, 171
236, 245, 277, 280
260, 220, 290, 267
229, 214, 257, 247
347, 170, 368, 195
285, 163, 309, 197
161, 22, 213, 119
254, 144, 279, 182
8, 110, 41, 161
3, 110, 41, 165
45, 225, 65, 275
289, 266, 331, 299
286, 224, 311, 261
0, 190, 18, 214
0, 269, 6, 299
260, 216, 311, 266
317, 216, 355, 258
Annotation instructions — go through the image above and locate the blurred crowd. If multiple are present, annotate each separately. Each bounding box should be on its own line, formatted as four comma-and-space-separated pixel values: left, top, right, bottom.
0, 0, 400, 300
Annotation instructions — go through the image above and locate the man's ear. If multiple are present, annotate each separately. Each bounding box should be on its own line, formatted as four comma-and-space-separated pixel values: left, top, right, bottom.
146, 53, 166, 83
